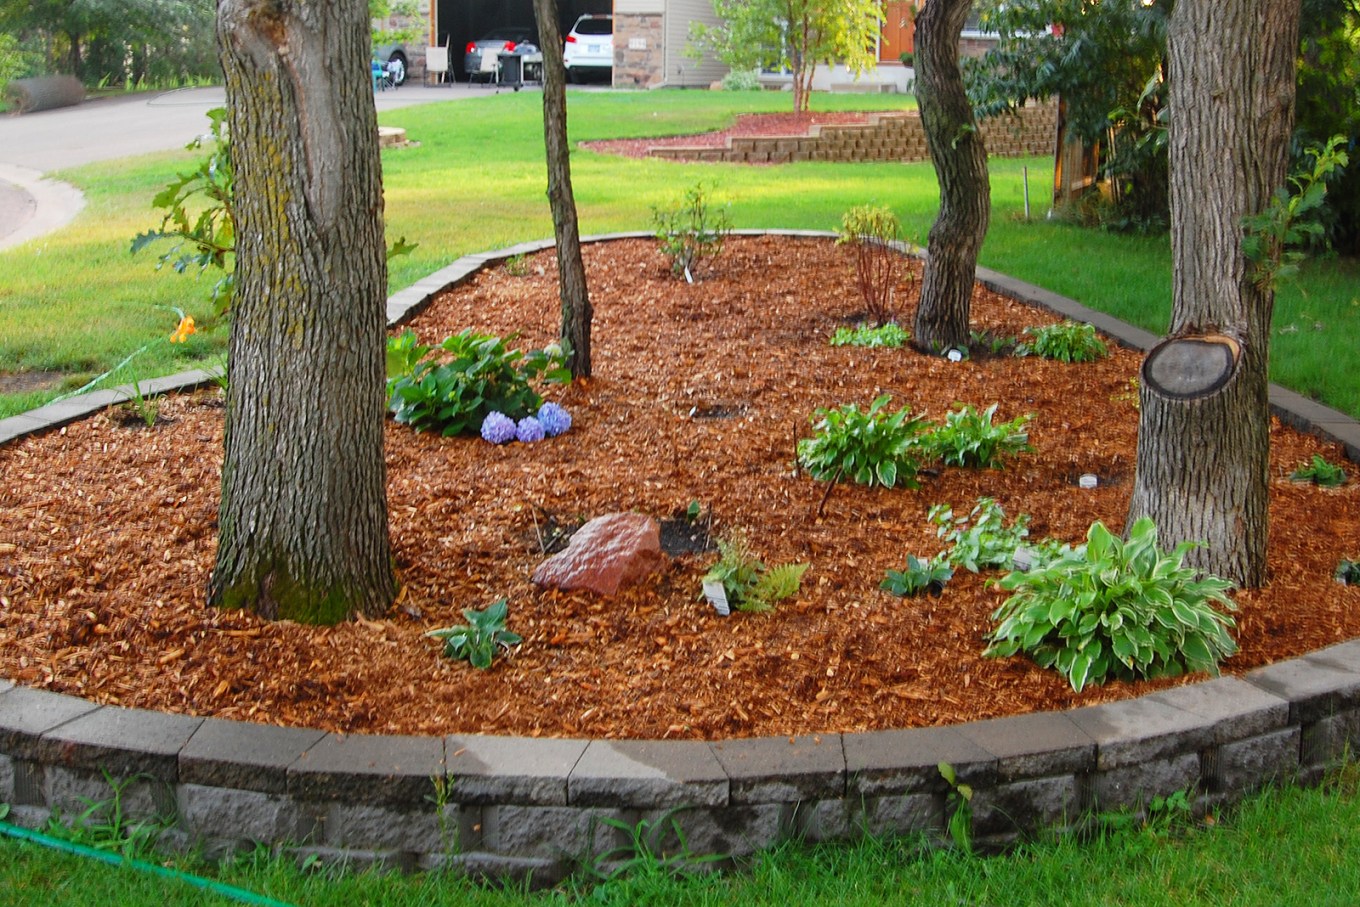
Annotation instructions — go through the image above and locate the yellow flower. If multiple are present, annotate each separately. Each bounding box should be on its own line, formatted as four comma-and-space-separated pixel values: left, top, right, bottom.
170, 315, 197, 343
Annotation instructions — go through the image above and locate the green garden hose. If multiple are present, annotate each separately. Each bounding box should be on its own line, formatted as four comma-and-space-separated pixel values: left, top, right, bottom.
0, 819, 294, 907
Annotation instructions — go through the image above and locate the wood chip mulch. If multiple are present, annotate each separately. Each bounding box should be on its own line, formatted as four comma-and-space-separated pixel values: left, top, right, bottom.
1, 235, 1357, 741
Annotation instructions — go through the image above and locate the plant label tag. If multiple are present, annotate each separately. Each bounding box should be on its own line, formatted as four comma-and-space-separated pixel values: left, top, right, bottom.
703, 580, 730, 616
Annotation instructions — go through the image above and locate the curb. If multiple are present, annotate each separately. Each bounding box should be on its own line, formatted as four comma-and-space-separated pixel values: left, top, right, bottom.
2, 232, 1359, 879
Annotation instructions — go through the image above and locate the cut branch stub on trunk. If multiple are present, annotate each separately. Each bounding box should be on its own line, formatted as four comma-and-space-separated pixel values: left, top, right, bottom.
1141, 333, 1242, 401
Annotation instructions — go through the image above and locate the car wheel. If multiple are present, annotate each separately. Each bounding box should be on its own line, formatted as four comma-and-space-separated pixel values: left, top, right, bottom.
388, 52, 408, 86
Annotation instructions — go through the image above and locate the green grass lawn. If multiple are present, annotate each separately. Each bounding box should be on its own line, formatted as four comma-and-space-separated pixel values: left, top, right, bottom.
1, 88, 1355, 420
5, 771, 1360, 905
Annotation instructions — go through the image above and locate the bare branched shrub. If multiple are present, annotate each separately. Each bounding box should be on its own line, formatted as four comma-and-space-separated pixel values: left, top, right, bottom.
836, 205, 904, 326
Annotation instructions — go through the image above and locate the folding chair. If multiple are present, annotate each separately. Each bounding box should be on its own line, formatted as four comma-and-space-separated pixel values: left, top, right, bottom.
473, 51, 500, 87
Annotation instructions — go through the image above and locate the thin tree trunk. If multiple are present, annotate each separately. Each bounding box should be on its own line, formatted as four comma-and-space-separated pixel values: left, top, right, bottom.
209, 0, 396, 622
533, 0, 593, 378
913, 0, 990, 354
1127, 0, 1300, 587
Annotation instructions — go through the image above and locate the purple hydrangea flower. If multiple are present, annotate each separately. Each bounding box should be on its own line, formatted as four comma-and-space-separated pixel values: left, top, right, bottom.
515, 416, 545, 443
537, 402, 572, 437
480, 411, 516, 444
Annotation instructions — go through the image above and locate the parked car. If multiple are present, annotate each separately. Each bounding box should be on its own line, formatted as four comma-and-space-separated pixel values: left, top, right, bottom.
373, 42, 409, 86
562, 14, 612, 83
463, 27, 540, 79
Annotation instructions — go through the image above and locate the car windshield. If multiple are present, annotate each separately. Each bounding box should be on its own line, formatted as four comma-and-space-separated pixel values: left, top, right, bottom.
574, 19, 611, 36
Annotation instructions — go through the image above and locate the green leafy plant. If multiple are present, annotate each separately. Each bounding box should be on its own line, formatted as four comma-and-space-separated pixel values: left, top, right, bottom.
985, 518, 1238, 693
720, 68, 762, 91
1337, 559, 1360, 585
836, 204, 905, 326
652, 182, 732, 282
52, 771, 173, 859
970, 329, 1017, 356
829, 323, 910, 348
120, 373, 161, 428
931, 498, 1032, 573
920, 403, 1034, 469
1243, 135, 1350, 291
797, 394, 928, 489
504, 252, 530, 277
1290, 453, 1348, 487
703, 529, 809, 613
385, 330, 569, 436
1015, 320, 1109, 363
938, 762, 974, 855
587, 808, 722, 883
881, 555, 953, 597
425, 598, 523, 670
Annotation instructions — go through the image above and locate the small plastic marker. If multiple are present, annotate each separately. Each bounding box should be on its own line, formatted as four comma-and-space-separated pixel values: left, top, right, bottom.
947, 349, 964, 362
1079, 473, 1098, 489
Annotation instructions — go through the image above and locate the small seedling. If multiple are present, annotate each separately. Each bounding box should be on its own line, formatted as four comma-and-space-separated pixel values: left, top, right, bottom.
881, 555, 953, 597
1290, 454, 1347, 487
504, 253, 530, 277
426, 598, 523, 669
1337, 559, 1360, 585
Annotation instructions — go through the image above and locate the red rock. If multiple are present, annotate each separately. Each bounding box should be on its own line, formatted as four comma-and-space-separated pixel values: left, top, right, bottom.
531, 513, 663, 596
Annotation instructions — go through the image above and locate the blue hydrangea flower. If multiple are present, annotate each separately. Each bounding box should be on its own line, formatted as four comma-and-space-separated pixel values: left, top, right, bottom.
516, 416, 545, 443
480, 411, 516, 444
537, 402, 572, 437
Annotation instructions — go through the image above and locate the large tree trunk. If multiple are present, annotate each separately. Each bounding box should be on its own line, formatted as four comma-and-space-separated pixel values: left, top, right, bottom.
209, 0, 397, 623
1127, 0, 1300, 587
533, 0, 593, 378
913, 0, 990, 354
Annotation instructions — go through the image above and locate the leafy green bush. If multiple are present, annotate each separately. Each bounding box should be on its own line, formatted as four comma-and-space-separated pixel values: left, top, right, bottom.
985, 518, 1238, 693
829, 323, 910, 348
1015, 320, 1109, 363
836, 204, 904, 326
881, 555, 953, 597
921, 404, 1033, 469
703, 529, 809, 613
930, 497, 1031, 572
426, 599, 523, 670
385, 329, 569, 436
652, 182, 732, 282
1290, 453, 1348, 487
721, 68, 762, 91
797, 395, 928, 489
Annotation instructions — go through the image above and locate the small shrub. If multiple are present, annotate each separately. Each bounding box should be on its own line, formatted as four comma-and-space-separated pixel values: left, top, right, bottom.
652, 182, 732, 282
829, 323, 910, 348
969, 329, 1016, 356
797, 394, 929, 489
385, 330, 569, 436
1337, 559, 1360, 585
504, 253, 530, 277
836, 204, 904, 326
881, 555, 953, 597
920, 403, 1033, 469
931, 497, 1031, 572
985, 518, 1238, 693
426, 599, 523, 669
1290, 453, 1348, 487
721, 68, 762, 91
1015, 320, 1108, 363
703, 529, 809, 613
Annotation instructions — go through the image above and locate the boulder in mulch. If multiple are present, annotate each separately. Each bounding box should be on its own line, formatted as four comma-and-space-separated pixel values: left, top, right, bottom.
531, 512, 663, 597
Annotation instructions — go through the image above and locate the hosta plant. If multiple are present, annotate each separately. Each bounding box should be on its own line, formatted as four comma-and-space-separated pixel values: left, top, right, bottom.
922, 404, 1033, 469
703, 529, 809, 614
797, 395, 929, 489
426, 598, 523, 670
1015, 320, 1108, 363
931, 498, 1032, 573
881, 555, 953, 597
985, 518, 1238, 693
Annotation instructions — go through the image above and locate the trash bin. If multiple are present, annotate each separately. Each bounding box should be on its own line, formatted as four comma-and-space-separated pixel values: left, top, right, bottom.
498, 52, 523, 90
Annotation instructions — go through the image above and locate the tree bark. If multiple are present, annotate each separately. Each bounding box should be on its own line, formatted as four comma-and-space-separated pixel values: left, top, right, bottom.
533, 0, 593, 378
209, 0, 397, 622
913, 0, 990, 353
1127, 0, 1301, 587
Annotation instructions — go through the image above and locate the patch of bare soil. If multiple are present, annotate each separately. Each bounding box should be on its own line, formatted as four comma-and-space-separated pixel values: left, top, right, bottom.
580, 110, 894, 159
1, 235, 1358, 740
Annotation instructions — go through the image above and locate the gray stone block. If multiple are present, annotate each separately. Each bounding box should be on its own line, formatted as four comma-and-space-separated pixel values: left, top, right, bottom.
181, 718, 326, 794
425, 851, 568, 889
1211, 728, 1300, 792
857, 792, 943, 838
1305, 639, 1360, 675
791, 797, 853, 842
285, 845, 418, 874
445, 734, 588, 805
1068, 697, 1214, 770
0, 687, 101, 760
568, 740, 727, 808
288, 732, 444, 805
178, 783, 317, 844
4, 804, 52, 829
1301, 708, 1360, 769
481, 803, 631, 860
0, 753, 12, 802
1147, 677, 1290, 743
709, 734, 845, 803
11, 758, 43, 806
44, 764, 176, 825
0, 680, 11, 694
1091, 752, 1200, 811
641, 803, 789, 859
844, 726, 995, 798
972, 775, 1081, 837
0, 413, 50, 445
34, 705, 202, 780
957, 712, 1095, 781
324, 800, 447, 853
1245, 656, 1360, 725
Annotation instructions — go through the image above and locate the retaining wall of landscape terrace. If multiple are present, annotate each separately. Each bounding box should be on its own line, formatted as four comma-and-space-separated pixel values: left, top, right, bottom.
2, 231, 1359, 884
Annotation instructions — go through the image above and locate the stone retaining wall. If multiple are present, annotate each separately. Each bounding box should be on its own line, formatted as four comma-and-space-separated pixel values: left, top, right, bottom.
3, 231, 1359, 883
647, 105, 1056, 165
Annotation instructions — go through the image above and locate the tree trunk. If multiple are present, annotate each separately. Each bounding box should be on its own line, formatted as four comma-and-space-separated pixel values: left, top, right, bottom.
209, 0, 397, 623
913, 0, 990, 353
1127, 0, 1300, 587
533, 0, 593, 378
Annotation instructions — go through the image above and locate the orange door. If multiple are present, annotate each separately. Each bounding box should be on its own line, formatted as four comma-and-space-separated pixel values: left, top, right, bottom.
879, 1, 917, 63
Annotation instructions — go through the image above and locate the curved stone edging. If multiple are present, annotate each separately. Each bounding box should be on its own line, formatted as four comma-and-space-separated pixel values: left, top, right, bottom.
2, 231, 1359, 882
